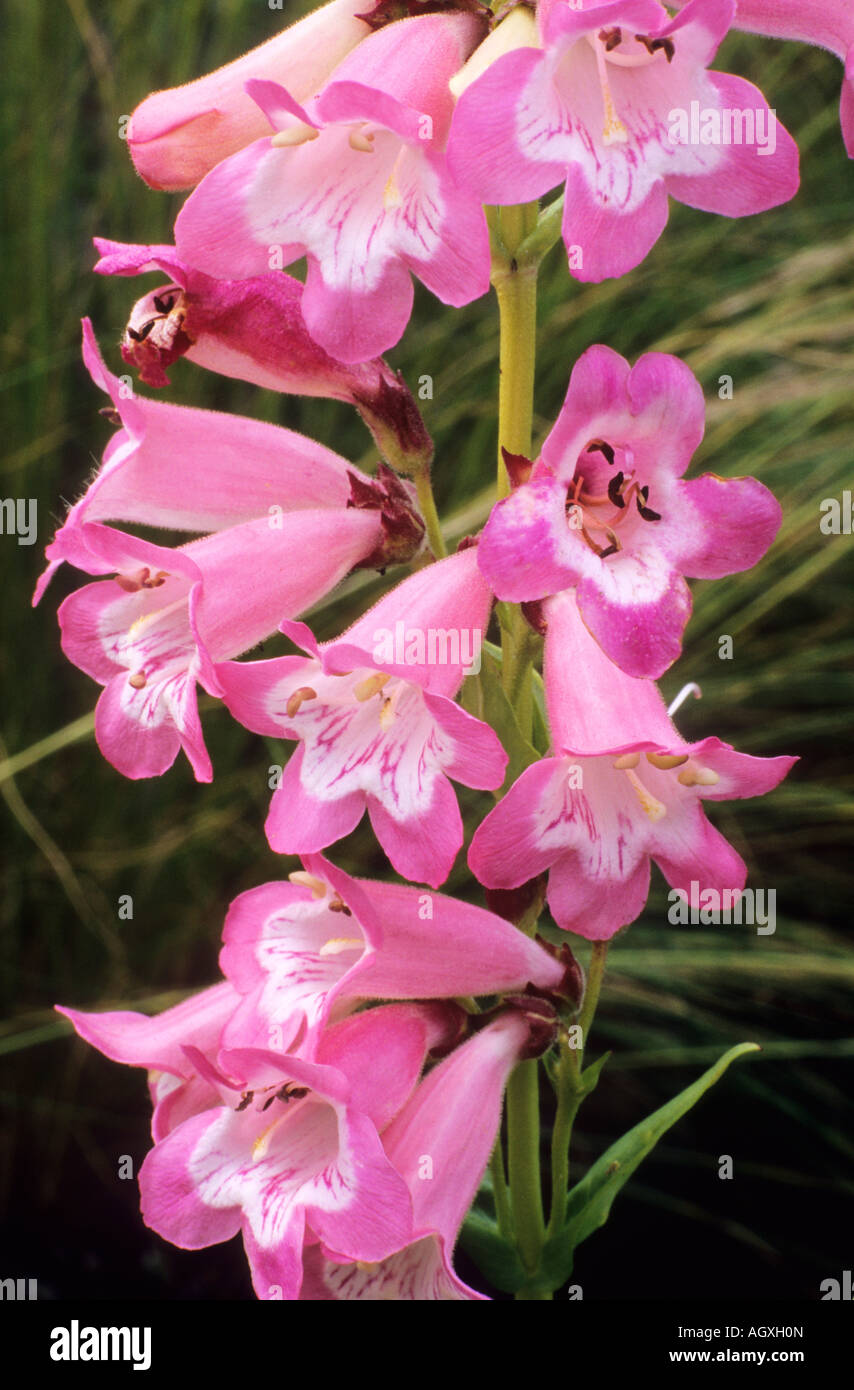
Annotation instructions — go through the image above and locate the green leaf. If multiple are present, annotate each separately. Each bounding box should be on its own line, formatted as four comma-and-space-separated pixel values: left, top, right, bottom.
458, 1208, 527, 1294
539, 1043, 760, 1290
567, 1042, 760, 1249
462, 651, 540, 793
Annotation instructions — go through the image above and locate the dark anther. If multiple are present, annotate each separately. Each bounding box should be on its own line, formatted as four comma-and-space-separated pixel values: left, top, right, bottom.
607, 471, 626, 507
236, 1091, 254, 1112
99, 406, 121, 425
260, 1094, 277, 1112
586, 438, 615, 466
638, 504, 662, 522
328, 898, 353, 916
599, 542, 620, 558
635, 33, 675, 61
598, 26, 622, 50
277, 1085, 308, 1104
127, 319, 156, 343
153, 293, 177, 314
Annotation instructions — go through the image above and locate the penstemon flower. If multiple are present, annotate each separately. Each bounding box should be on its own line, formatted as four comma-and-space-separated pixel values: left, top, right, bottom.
46, 0, 824, 1306
173, 13, 492, 361
218, 853, 564, 1053
447, 0, 799, 281
469, 590, 796, 939
476, 344, 782, 678
126, 0, 373, 190
218, 546, 506, 885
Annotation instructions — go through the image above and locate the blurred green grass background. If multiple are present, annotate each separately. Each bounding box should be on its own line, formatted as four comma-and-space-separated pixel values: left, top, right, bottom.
0, 0, 851, 1298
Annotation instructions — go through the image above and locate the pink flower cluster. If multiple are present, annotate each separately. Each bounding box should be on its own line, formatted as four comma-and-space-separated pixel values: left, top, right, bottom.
43, 0, 820, 1299
60, 859, 565, 1299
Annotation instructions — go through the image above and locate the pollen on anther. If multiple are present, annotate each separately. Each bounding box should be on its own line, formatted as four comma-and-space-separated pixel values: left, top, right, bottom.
286, 686, 317, 718
128, 671, 147, 689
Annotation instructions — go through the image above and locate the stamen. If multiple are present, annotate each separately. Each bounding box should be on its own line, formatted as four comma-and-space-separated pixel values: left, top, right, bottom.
379, 696, 395, 730
607, 471, 626, 507
349, 126, 376, 153
623, 767, 667, 821
586, 439, 616, 466
354, 672, 391, 702
328, 894, 352, 916
271, 122, 320, 148
285, 685, 317, 718
646, 752, 689, 770
599, 26, 622, 52
128, 671, 147, 689
288, 871, 327, 899
319, 937, 363, 957
635, 33, 675, 63
678, 765, 720, 787
613, 752, 640, 769
594, 40, 629, 145
235, 1091, 254, 1112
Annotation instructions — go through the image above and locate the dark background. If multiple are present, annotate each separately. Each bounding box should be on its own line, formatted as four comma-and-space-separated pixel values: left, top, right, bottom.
1, 0, 852, 1299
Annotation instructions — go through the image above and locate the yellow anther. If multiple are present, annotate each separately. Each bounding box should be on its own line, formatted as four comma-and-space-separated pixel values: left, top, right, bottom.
271, 123, 319, 148
349, 127, 375, 153
285, 686, 317, 718
354, 672, 391, 702
646, 752, 690, 770
288, 871, 327, 899
678, 765, 720, 788
613, 752, 640, 769
128, 671, 147, 689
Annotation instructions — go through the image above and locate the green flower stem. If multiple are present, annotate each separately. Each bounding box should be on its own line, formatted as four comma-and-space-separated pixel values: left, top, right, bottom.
489, 1138, 514, 1240
492, 200, 547, 1290
547, 941, 610, 1238
506, 1059, 545, 1273
413, 469, 447, 559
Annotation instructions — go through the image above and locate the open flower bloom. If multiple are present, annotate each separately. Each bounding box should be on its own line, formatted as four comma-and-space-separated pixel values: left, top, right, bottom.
219, 852, 564, 1054
218, 546, 506, 885
136, 1003, 457, 1299
673, 0, 854, 156
34, 319, 387, 605
469, 591, 796, 940
126, 0, 372, 190
57, 983, 240, 1142
174, 13, 491, 363
447, 0, 799, 281
300, 1011, 534, 1300
477, 345, 782, 678
56, 508, 386, 783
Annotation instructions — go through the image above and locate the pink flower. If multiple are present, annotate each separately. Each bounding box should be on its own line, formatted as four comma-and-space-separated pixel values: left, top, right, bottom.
57, 983, 240, 1142
447, 0, 799, 281
218, 546, 507, 885
136, 1003, 455, 1299
35, 319, 396, 604
476, 345, 782, 678
173, 13, 491, 362
469, 591, 796, 940
92, 240, 433, 471
126, 0, 372, 190
218, 852, 564, 1054
38, 324, 424, 782
300, 1011, 537, 1300
673, 0, 854, 156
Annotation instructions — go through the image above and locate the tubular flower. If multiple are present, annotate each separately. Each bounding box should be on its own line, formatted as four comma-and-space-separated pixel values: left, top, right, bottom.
174, 13, 491, 363
218, 852, 565, 1054
34, 319, 393, 604
300, 1011, 538, 1300
447, 0, 799, 281
217, 546, 507, 885
476, 345, 782, 678
468, 591, 796, 940
92, 240, 433, 471
126, 0, 372, 190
